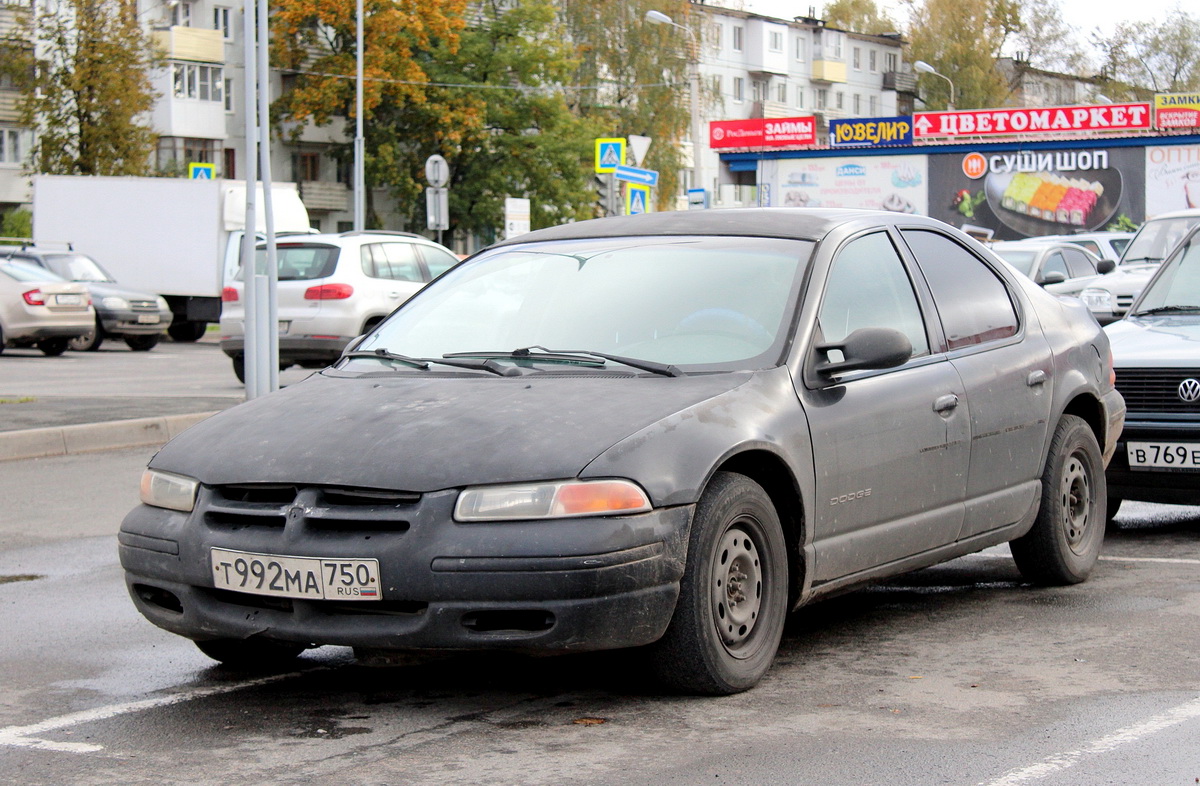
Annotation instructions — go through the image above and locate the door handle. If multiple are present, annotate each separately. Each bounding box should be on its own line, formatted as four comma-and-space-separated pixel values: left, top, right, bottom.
933, 394, 959, 413
1027, 370, 1048, 387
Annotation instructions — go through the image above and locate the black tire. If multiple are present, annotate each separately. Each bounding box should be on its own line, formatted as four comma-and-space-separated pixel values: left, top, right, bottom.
1010, 415, 1106, 585
124, 334, 160, 351
649, 471, 788, 695
37, 337, 69, 356
195, 638, 306, 668
167, 321, 207, 342
232, 355, 245, 383
0, 323, 5, 354
1105, 496, 1122, 528
68, 318, 104, 351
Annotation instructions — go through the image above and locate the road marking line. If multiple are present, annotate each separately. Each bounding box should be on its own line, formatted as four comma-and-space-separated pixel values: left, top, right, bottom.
979, 695, 1200, 786
0, 671, 299, 754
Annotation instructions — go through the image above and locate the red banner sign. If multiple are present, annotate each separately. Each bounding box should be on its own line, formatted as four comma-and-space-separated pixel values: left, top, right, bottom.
709, 116, 817, 149
913, 103, 1152, 140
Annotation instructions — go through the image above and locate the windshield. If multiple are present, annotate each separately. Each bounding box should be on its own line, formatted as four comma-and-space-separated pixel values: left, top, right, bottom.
352, 235, 813, 371
44, 253, 114, 283
1133, 235, 1200, 313
1121, 216, 1200, 265
991, 247, 1038, 276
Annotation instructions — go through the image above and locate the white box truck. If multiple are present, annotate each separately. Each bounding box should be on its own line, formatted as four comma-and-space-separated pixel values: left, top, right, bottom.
32, 175, 311, 341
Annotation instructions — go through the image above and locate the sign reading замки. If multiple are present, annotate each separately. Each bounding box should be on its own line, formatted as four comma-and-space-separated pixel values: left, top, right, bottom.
913, 103, 1153, 140
1155, 93, 1200, 130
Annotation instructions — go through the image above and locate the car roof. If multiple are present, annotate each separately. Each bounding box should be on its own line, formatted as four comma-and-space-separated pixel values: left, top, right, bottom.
264, 230, 447, 248
488, 208, 946, 247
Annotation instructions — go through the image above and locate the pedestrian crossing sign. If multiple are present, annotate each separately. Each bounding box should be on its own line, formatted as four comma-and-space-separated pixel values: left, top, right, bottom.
594, 138, 625, 173
626, 183, 651, 215
188, 163, 216, 179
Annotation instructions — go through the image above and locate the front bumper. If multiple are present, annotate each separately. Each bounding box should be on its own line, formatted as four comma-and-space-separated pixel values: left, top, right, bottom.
98, 306, 172, 336
119, 484, 692, 653
1105, 420, 1200, 505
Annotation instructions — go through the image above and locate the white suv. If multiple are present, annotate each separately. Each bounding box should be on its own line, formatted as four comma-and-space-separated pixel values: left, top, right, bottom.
219, 231, 459, 381
1080, 209, 1200, 323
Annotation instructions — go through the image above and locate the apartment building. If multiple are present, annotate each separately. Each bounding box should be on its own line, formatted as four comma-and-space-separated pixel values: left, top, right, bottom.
1, 2, 32, 212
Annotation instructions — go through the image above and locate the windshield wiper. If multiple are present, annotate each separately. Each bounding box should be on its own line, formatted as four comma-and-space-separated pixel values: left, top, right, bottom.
343, 349, 519, 376
1121, 256, 1161, 264
445, 346, 684, 377
1130, 305, 1200, 316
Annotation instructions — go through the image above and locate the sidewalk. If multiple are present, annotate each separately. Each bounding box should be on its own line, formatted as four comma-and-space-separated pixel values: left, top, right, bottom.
0, 395, 238, 461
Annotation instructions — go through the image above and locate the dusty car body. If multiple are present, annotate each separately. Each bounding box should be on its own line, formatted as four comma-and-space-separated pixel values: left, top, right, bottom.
120, 209, 1124, 694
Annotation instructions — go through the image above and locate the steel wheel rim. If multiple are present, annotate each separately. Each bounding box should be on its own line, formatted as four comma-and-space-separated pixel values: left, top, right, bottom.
711, 518, 764, 656
1061, 450, 1092, 550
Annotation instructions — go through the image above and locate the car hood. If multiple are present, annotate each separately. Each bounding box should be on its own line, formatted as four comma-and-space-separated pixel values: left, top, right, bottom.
81, 282, 159, 301
1105, 315, 1200, 366
150, 370, 755, 491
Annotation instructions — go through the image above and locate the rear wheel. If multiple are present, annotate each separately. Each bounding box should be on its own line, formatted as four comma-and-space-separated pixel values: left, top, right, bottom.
167, 320, 207, 342
649, 472, 788, 695
37, 337, 69, 356
68, 318, 104, 351
232, 355, 245, 383
195, 638, 306, 668
124, 334, 160, 351
1105, 496, 1122, 528
1011, 415, 1106, 585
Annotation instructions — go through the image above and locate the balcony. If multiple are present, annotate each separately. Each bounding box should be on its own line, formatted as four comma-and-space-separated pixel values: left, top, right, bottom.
298, 180, 349, 213
811, 60, 847, 84
751, 100, 791, 119
883, 71, 918, 94
152, 26, 223, 64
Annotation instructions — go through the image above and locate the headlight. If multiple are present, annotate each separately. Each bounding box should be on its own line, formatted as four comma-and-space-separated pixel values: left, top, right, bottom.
1079, 288, 1112, 312
101, 296, 130, 310
156, 297, 170, 311
455, 479, 652, 521
140, 469, 199, 512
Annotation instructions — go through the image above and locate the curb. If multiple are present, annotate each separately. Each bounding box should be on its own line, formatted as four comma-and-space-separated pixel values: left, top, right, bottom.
0, 411, 220, 462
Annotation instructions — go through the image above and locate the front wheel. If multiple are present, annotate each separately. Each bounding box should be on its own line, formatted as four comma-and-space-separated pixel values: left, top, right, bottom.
648, 472, 788, 695
1010, 415, 1106, 585
124, 334, 160, 351
195, 638, 306, 668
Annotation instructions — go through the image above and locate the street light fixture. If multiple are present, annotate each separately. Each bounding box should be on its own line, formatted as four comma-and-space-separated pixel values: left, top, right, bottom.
645, 9, 703, 197
913, 60, 955, 110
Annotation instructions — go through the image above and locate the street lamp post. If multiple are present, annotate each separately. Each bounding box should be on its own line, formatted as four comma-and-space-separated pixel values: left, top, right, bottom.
913, 60, 955, 110
645, 10, 703, 198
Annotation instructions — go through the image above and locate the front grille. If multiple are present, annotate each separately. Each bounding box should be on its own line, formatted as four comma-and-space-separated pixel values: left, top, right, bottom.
202, 483, 420, 534
129, 299, 159, 311
1115, 368, 1200, 415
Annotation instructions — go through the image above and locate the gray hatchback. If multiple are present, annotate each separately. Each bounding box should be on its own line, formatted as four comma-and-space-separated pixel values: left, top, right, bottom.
120, 209, 1124, 694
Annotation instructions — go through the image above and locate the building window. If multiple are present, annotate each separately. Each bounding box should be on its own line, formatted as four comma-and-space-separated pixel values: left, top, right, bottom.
294, 152, 320, 182
184, 138, 214, 163
769, 31, 783, 52
886, 53, 898, 72
733, 77, 744, 102
869, 50, 877, 72
172, 63, 224, 102
836, 91, 844, 110
795, 36, 806, 61
224, 77, 234, 111
752, 80, 765, 102
869, 95, 877, 114
223, 147, 236, 178
796, 88, 804, 109
777, 81, 787, 104
816, 89, 827, 109
1, 127, 25, 165
830, 32, 843, 58
213, 7, 231, 39
853, 93, 861, 114
171, 2, 192, 26
853, 47, 861, 70
708, 22, 722, 52
732, 26, 743, 52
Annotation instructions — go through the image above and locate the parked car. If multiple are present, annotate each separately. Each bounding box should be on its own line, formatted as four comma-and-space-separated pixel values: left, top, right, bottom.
219, 230, 460, 381
121, 209, 1124, 695
1023, 232, 1134, 263
1081, 209, 1200, 323
0, 260, 94, 355
0, 245, 173, 351
1103, 223, 1200, 516
990, 240, 1115, 296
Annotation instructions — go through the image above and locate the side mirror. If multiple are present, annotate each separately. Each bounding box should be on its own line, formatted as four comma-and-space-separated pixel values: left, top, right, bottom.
816, 327, 913, 378
1039, 271, 1067, 286
1097, 259, 1116, 274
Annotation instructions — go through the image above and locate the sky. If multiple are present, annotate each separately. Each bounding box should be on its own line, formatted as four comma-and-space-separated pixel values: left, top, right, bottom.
739, 0, 1185, 38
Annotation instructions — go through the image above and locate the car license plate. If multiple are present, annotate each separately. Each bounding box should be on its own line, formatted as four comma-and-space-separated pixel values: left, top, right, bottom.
1127, 442, 1200, 471
55, 293, 83, 305
210, 548, 381, 600
136, 314, 160, 324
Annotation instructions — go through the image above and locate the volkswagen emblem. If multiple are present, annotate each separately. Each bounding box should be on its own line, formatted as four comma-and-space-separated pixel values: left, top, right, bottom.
1180, 378, 1200, 403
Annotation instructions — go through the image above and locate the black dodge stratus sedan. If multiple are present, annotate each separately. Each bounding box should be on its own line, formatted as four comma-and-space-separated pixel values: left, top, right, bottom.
120, 209, 1125, 694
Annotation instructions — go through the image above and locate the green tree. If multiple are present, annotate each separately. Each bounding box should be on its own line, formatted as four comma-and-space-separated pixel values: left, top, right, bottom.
1093, 8, 1200, 96
903, 0, 1019, 109
1, 209, 33, 242
560, 0, 692, 210
822, 0, 899, 35
1007, 0, 1091, 75
371, 0, 599, 237
0, 0, 158, 175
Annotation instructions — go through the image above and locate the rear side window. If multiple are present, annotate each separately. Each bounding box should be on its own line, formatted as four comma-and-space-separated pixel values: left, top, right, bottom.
901, 229, 1018, 350
362, 242, 423, 282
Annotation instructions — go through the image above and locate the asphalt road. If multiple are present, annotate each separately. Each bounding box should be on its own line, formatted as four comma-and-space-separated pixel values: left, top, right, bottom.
1, 445, 1198, 785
